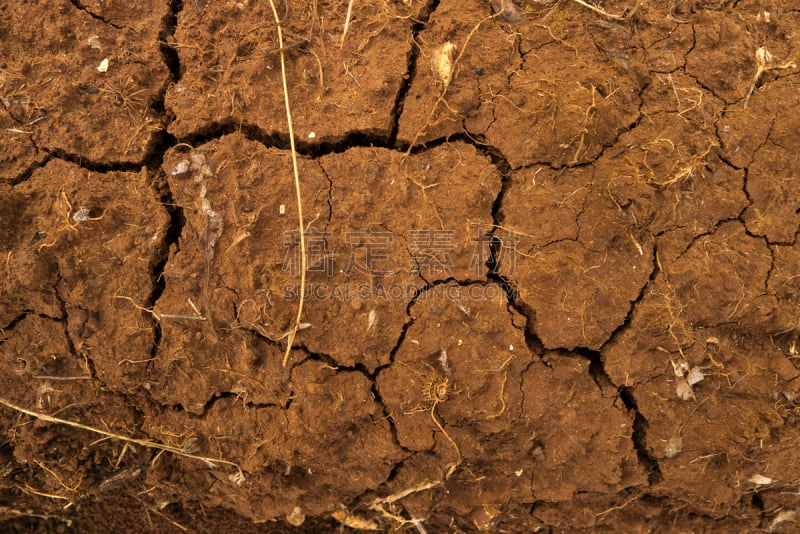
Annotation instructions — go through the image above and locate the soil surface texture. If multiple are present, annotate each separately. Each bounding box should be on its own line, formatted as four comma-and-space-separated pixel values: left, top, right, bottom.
2, 0, 800, 532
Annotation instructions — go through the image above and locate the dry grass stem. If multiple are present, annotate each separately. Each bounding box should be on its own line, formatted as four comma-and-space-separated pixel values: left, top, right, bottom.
571, 0, 636, 20
0, 397, 244, 479
268, 0, 307, 367
744, 47, 796, 108
341, 0, 355, 48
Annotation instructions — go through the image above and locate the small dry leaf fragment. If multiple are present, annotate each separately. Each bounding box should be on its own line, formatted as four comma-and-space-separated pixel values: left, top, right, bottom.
664, 435, 683, 458
675, 379, 694, 401
489, 0, 524, 23
286, 506, 305, 527
331, 510, 380, 531
87, 35, 102, 50
72, 207, 91, 222
769, 510, 798, 532
228, 470, 246, 486
472, 504, 503, 531
686, 366, 705, 386
744, 47, 797, 108
431, 42, 457, 86
749, 473, 774, 486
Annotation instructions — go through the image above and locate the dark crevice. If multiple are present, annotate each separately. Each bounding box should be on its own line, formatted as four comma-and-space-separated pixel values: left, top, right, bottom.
740, 166, 752, 206
159, 0, 183, 83
291, 345, 411, 455
177, 120, 395, 156
10, 153, 52, 186
466, 134, 544, 356
53, 276, 98, 381
44, 147, 148, 174
587, 84, 649, 166
619, 386, 663, 485
716, 152, 745, 172
188, 392, 287, 417
369, 278, 493, 452
142, 171, 184, 363
69, 0, 123, 29
593, 240, 660, 351
670, 213, 745, 265
40, 0, 185, 178
84, 0, 185, 368
388, 0, 441, 145
377, 459, 406, 488
751, 491, 764, 510
576, 348, 618, 394
169, 123, 492, 162
292, 344, 342, 370
0, 311, 32, 336
370, 381, 412, 455
406, 131, 489, 155
372, 277, 492, 378
316, 162, 334, 230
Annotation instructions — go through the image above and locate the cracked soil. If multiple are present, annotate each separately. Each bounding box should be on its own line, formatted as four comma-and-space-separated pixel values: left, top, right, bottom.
2, 0, 800, 532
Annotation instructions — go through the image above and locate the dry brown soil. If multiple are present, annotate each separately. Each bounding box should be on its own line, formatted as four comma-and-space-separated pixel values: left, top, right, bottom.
2, 0, 800, 532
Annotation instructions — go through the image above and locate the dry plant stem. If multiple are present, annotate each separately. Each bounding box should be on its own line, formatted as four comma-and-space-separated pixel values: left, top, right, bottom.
571, 0, 627, 20
430, 401, 461, 477
370, 480, 440, 507
341, 0, 355, 48
268, 0, 307, 367
0, 397, 244, 477
743, 47, 796, 109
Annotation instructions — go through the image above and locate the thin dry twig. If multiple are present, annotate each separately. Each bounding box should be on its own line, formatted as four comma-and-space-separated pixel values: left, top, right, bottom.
267, 0, 307, 367
0, 397, 244, 479
571, 0, 632, 20
341, 0, 355, 48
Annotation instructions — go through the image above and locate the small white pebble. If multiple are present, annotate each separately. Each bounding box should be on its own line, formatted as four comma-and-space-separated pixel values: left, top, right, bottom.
515, 469, 523, 476
97, 58, 109, 73
279, 204, 286, 215
308, 131, 316, 139
509, 345, 514, 351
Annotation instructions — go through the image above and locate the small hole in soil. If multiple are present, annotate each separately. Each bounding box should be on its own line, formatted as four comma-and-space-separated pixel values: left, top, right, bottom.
751, 492, 764, 510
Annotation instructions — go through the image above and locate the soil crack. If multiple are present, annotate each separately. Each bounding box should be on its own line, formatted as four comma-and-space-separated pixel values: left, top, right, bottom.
0, 311, 34, 338
68, 0, 123, 29
579, 348, 663, 485
159, 0, 184, 83
388, 0, 441, 146
619, 386, 663, 485
9, 153, 52, 186
54, 274, 98, 381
